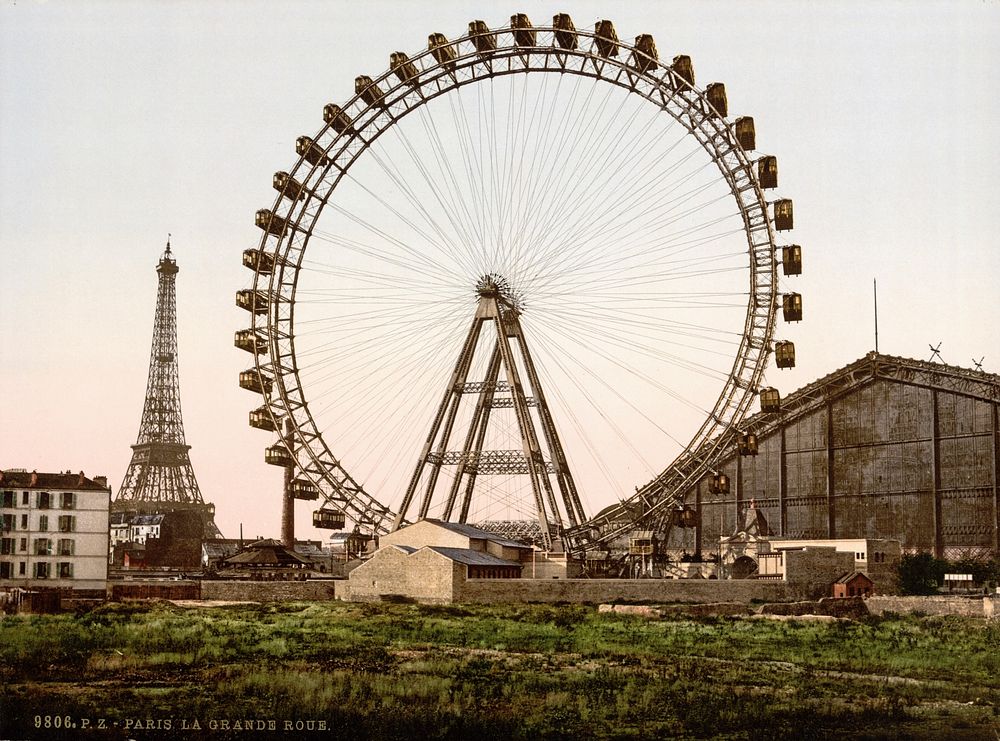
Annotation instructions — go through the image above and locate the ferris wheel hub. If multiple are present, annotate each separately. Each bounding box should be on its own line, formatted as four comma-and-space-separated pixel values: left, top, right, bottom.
475, 273, 524, 313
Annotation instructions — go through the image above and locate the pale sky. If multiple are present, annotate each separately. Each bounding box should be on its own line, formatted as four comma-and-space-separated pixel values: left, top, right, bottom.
2, 0, 998, 542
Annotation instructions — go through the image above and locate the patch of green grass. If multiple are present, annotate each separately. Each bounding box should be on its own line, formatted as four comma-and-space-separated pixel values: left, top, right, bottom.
2, 602, 998, 739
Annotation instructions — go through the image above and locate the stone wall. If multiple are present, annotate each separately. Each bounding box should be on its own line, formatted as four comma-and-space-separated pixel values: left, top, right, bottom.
455, 578, 797, 605
110, 581, 201, 601
406, 549, 462, 603
347, 546, 412, 601
200, 580, 338, 602
866, 595, 994, 618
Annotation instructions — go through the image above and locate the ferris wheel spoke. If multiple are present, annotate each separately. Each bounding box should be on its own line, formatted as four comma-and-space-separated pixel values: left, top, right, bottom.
510, 87, 656, 278
506, 73, 593, 274
500, 70, 579, 277
361, 144, 478, 269
545, 201, 739, 287
312, 208, 461, 283
518, 97, 689, 271
535, 158, 726, 281
410, 108, 487, 263
362, 135, 479, 276
525, 156, 725, 284
529, 321, 717, 439
530, 307, 735, 388
527, 320, 687, 466
298, 302, 467, 386
516, 96, 671, 268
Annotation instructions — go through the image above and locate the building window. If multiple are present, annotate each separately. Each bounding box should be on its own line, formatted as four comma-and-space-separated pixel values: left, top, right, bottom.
20, 514, 27, 529
1, 491, 13, 508
57, 562, 73, 579
1, 514, 13, 532
60, 492, 75, 509
22, 491, 28, 506
37, 491, 51, 509
19, 562, 26, 575
0, 562, 11, 578
0, 538, 13, 555
40, 515, 49, 532
58, 515, 76, 533
58, 539, 74, 556
34, 538, 52, 556
19, 538, 26, 552
33, 562, 50, 579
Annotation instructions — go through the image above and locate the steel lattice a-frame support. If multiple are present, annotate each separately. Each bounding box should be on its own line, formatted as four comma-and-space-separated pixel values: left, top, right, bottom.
393, 276, 585, 550
115, 240, 222, 538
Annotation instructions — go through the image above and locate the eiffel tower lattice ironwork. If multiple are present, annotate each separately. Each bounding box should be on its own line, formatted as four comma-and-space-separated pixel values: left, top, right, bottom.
114, 238, 222, 538
393, 274, 586, 551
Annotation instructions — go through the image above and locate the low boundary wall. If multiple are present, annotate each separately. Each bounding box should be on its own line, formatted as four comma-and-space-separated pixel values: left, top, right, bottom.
109, 580, 342, 602
867, 595, 998, 618
454, 578, 797, 604
201, 580, 339, 602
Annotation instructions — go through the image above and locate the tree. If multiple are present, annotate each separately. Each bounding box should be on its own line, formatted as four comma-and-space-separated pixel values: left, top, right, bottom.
897, 552, 943, 595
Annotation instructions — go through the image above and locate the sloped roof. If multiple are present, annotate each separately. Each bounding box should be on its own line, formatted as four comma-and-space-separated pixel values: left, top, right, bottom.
131, 514, 165, 526
203, 541, 241, 559
293, 542, 328, 557
425, 546, 522, 567
835, 570, 874, 584
420, 518, 533, 550
223, 541, 311, 566
0, 469, 109, 491
747, 352, 1000, 439
474, 520, 544, 546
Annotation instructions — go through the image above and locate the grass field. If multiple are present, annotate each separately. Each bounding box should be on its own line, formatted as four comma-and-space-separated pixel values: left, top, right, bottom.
1, 600, 998, 740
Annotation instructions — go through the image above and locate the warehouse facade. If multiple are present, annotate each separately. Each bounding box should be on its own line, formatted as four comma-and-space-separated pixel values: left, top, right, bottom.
670, 353, 999, 560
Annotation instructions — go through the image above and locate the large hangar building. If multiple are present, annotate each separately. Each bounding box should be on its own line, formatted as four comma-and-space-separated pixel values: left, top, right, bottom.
666, 352, 1000, 561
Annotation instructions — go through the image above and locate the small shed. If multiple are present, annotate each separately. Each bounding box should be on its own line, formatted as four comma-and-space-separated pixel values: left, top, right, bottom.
833, 570, 874, 598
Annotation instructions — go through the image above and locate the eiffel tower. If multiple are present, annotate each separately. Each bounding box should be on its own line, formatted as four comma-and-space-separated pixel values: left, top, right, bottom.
113, 238, 222, 538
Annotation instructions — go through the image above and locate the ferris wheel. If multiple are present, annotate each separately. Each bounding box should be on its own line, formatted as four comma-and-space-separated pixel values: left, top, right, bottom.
236, 14, 802, 553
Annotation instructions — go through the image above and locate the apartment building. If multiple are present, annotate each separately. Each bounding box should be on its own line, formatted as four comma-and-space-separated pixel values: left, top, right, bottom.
0, 469, 110, 591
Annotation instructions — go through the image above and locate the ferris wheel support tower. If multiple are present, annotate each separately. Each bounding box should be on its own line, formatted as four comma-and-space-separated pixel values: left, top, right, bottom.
394, 275, 587, 550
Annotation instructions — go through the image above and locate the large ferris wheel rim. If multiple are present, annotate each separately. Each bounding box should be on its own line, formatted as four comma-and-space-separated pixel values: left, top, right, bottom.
248, 17, 781, 539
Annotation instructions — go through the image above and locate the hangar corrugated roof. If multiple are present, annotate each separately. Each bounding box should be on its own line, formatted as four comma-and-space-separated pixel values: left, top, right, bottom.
424, 546, 522, 567
419, 518, 532, 550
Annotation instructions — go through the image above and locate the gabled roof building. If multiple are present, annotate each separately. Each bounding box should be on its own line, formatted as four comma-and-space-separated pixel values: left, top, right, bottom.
349, 519, 534, 603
